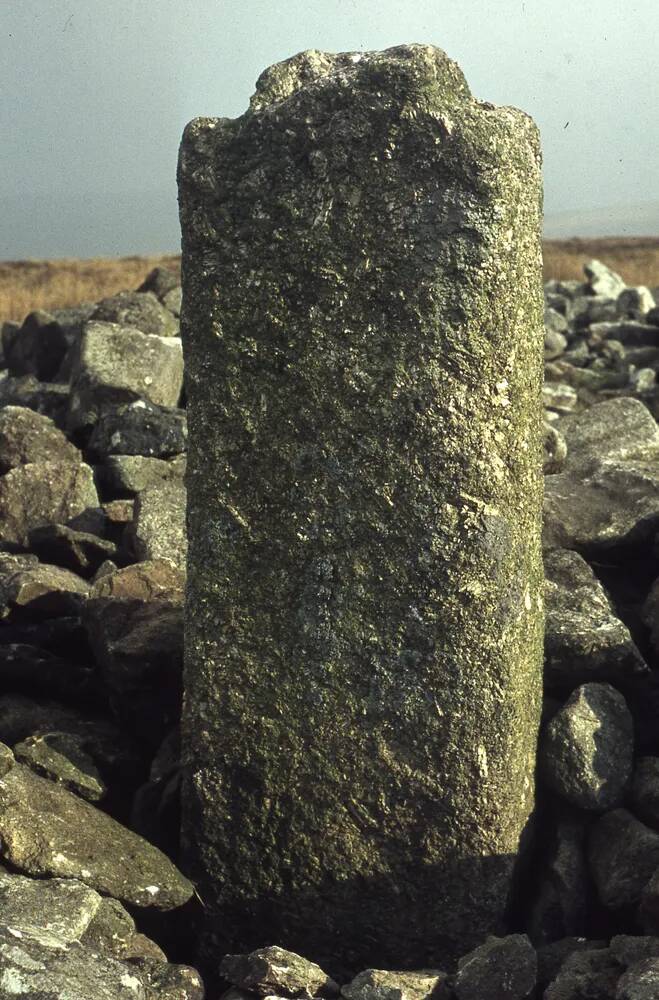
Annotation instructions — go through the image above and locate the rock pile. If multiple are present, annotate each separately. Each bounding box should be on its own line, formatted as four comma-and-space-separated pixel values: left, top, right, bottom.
0, 257, 659, 997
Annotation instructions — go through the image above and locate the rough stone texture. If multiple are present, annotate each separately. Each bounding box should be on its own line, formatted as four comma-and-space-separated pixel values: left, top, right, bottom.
0, 560, 89, 620
452, 933, 537, 1000
616, 958, 659, 1000
631, 758, 659, 830
179, 43, 544, 974
91, 290, 180, 337
99, 453, 186, 496
0, 404, 80, 473
0, 762, 194, 910
3, 308, 69, 381
27, 522, 118, 577
14, 730, 107, 801
584, 259, 626, 299
67, 321, 184, 432
588, 809, 659, 911
538, 683, 634, 811
543, 549, 647, 689
0, 460, 99, 547
221, 946, 338, 997
0, 870, 101, 945
87, 399, 187, 460
130, 480, 187, 570
526, 811, 589, 943
543, 946, 621, 1000
341, 968, 448, 1000
543, 397, 659, 551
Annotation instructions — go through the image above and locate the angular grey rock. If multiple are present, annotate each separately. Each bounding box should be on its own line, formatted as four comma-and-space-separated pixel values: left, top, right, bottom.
0, 924, 148, 999
138, 960, 206, 999
341, 968, 448, 1000
542, 383, 577, 414
543, 947, 620, 1000
0, 460, 98, 547
162, 285, 183, 316
545, 329, 568, 361
618, 286, 657, 318
536, 938, 608, 992
584, 259, 626, 299
130, 479, 187, 571
631, 758, 659, 830
0, 404, 80, 474
67, 321, 184, 432
526, 812, 588, 943
543, 398, 659, 551
539, 682, 633, 810
588, 320, 659, 347
568, 293, 618, 328
179, 43, 544, 970
137, 266, 181, 301
610, 936, 659, 969
221, 946, 338, 997
87, 398, 187, 460
0, 740, 15, 776
14, 730, 106, 801
543, 548, 647, 688
588, 809, 659, 910
27, 522, 118, 577
99, 453, 186, 495
0, 869, 101, 945
543, 422, 568, 475
91, 290, 179, 337
0, 560, 89, 619
0, 373, 70, 427
452, 934, 536, 1000
616, 958, 659, 999
0, 763, 193, 910
4, 308, 68, 380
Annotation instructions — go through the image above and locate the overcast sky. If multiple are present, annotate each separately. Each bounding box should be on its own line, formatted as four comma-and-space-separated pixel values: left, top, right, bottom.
2, 0, 658, 258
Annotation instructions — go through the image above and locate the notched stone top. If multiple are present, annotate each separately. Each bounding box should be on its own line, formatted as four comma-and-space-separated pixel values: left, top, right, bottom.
248, 43, 471, 112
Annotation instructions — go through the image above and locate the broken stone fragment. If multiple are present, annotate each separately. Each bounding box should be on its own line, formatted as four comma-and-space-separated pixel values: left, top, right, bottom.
584, 259, 626, 299
543, 947, 621, 1000
67, 321, 184, 432
220, 946, 339, 998
0, 560, 89, 620
0, 763, 193, 910
0, 460, 98, 547
99, 453, 186, 495
91, 290, 180, 337
27, 522, 118, 577
87, 399, 187, 460
538, 683, 633, 811
14, 730, 106, 801
588, 808, 659, 910
543, 548, 647, 689
130, 479, 187, 571
341, 968, 448, 1000
0, 404, 80, 473
452, 934, 537, 1000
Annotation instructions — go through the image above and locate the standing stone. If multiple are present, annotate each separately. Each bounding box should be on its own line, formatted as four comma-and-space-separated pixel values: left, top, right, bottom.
178, 44, 544, 976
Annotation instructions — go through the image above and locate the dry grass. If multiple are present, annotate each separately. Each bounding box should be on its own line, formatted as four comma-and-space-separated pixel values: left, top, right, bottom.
0, 255, 181, 324
1, 239, 659, 325
543, 237, 659, 287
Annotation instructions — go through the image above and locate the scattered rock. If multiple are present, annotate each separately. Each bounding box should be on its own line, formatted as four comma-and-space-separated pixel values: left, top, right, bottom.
0, 404, 80, 473
342, 968, 448, 1000
91, 290, 179, 338
130, 479, 187, 570
0, 460, 98, 547
221, 945, 339, 997
452, 934, 536, 1000
588, 808, 659, 910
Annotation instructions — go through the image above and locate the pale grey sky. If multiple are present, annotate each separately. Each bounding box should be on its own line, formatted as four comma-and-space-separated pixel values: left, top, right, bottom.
2, 0, 658, 258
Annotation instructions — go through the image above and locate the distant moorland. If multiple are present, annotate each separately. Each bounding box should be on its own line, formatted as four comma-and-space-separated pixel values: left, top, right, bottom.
1, 238, 658, 324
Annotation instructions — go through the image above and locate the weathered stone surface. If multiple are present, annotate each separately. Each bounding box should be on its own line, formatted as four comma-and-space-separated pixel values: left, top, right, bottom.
27, 522, 118, 577
4, 308, 69, 380
588, 808, 659, 910
539, 683, 633, 811
87, 399, 187, 459
618, 286, 657, 318
67, 321, 184, 432
341, 968, 448, 1000
543, 397, 659, 551
631, 758, 659, 830
536, 938, 608, 992
543, 946, 620, 1000
526, 811, 589, 943
0, 405, 80, 473
99, 453, 186, 495
584, 259, 626, 299
0, 460, 98, 547
179, 44, 544, 972
130, 480, 187, 570
0, 869, 101, 945
610, 936, 659, 969
452, 934, 536, 1000
0, 373, 70, 427
221, 946, 338, 997
616, 958, 659, 999
543, 549, 647, 689
543, 422, 568, 475
0, 763, 194, 910
14, 730, 106, 801
91, 290, 179, 337
0, 560, 89, 619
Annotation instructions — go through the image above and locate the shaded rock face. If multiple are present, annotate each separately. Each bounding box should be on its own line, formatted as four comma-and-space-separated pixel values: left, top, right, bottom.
179, 43, 544, 973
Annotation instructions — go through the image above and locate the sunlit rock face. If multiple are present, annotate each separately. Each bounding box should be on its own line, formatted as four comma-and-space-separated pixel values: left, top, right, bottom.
178, 42, 544, 977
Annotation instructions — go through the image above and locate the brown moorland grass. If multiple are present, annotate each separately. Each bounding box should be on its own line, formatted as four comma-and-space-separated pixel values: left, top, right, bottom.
1, 238, 658, 324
